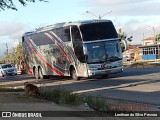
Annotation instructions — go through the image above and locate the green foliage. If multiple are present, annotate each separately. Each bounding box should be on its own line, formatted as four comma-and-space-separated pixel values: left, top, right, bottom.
34, 88, 112, 112
0, 86, 24, 92
1, 41, 24, 66
84, 95, 109, 112
0, 0, 48, 11
156, 34, 160, 40
118, 28, 133, 42
39, 88, 83, 105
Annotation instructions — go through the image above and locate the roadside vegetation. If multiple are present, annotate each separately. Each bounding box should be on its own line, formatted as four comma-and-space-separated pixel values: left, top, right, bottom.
0, 85, 24, 92
0, 85, 110, 112
38, 88, 110, 112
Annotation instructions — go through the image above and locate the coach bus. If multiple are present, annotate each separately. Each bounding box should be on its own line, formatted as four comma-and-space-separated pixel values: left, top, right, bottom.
22, 20, 127, 80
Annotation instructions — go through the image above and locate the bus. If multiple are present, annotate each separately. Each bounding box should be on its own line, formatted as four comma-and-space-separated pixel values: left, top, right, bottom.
22, 20, 127, 80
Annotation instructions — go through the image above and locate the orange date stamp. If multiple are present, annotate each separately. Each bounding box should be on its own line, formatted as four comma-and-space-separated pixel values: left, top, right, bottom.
110, 104, 150, 111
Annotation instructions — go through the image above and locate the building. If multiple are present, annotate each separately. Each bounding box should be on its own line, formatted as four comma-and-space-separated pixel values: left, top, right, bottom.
140, 37, 160, 60
142, 37, 155, 46
123, 44, 142, 61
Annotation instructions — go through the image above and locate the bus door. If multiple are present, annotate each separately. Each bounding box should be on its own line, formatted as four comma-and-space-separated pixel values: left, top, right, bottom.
71, 25, 87, 77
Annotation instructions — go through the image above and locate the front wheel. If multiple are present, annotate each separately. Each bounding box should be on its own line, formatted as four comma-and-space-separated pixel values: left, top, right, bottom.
71, 68, 80, 81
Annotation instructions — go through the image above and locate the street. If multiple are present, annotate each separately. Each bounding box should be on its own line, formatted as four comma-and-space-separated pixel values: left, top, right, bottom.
1, 67, 160, 107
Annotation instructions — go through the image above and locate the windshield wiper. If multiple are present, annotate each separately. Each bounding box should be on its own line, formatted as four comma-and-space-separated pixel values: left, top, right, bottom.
107, 56, 122, 62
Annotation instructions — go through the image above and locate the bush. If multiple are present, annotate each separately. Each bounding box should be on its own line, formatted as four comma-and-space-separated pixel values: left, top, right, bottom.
0, 86, 24, 92
39, 88, 83, 105
83, 95, 109, 112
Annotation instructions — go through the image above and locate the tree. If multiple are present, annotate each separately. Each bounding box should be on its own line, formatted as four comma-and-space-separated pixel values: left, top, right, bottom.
118, 28, 133, 42
156, 34, 160, 40
1, 41, 23, 64
0, 0, 48, 11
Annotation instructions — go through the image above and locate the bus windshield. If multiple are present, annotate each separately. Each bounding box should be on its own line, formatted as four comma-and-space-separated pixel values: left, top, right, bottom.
84, 40, 122, 63
80, 22, 118, 41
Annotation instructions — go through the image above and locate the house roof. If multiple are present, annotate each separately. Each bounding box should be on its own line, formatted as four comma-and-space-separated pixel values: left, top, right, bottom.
128, 44, 141, 49
143, 37, 154, 40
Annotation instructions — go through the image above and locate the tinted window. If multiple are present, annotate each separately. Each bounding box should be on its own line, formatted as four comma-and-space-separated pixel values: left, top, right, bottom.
22, 37, 29, 48
2, 64, 12, 68
31, 32, 54, 46
80, 22, 118, 41
85, 40, 122, 63
53, 26, 71, 42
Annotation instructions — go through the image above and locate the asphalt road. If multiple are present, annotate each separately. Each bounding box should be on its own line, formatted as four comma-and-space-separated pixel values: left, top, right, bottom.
1, 67, 160, 107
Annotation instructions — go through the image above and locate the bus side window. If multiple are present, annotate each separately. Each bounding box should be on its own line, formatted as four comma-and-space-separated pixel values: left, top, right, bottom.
71, 26, 82, 41
54, 27, 71, 42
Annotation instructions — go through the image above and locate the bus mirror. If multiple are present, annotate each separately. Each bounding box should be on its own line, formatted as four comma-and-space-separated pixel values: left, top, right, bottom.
120, 39, 128, 52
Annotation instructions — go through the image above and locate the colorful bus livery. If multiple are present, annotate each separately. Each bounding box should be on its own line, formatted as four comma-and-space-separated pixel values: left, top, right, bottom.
22, 20, 125, 80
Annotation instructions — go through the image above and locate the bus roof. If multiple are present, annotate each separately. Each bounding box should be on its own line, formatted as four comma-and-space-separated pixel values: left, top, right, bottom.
23, 19, 112, 37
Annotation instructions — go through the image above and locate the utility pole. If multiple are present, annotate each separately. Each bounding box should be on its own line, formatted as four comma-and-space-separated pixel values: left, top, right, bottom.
148, 26, 156, 41
6, 43, 9, 63
141, 30, 145, 45
86, 11, 112, 19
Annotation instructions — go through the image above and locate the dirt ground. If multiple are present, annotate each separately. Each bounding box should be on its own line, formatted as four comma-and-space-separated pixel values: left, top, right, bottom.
0, 92, 159, 120
125, 62, 160, 68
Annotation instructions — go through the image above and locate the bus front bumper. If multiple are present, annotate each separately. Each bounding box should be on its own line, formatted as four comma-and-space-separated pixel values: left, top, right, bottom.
88, 66, 123, 77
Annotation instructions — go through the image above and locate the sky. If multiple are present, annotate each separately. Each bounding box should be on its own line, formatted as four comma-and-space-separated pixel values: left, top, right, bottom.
0, 0, 160, 56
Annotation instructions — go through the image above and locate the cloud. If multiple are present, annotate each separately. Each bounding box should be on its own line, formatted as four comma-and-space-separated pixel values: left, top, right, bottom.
0, 21, 25, 39
0, 21, 26, 57
85, 0, 160, 16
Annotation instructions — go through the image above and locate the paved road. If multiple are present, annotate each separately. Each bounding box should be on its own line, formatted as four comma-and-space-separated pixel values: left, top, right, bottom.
1, 67, 160, 107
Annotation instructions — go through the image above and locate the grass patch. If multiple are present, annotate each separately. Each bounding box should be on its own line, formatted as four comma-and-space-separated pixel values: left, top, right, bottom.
39, 88, 110, 112
0, 86, 24, 92
84, 95, 109, 112
39, 88, 83, 105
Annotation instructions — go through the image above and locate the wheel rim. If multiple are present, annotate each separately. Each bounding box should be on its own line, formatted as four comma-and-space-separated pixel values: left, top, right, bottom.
35, 68, 39, 79
71, 69, 79, 80
39, 68, 43, 79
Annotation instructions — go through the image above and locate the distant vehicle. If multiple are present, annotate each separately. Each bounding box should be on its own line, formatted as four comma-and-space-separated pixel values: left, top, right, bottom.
22, 20, 128, 80
0, 64, 17, 77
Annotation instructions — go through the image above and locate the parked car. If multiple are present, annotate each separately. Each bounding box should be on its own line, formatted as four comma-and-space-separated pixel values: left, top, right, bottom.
0, 64, 17, 77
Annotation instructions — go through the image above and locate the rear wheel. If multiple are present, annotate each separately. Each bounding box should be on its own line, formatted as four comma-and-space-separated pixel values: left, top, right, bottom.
34, 68, 40, 79
71, 68, 80, 81
39, 67, 44, 79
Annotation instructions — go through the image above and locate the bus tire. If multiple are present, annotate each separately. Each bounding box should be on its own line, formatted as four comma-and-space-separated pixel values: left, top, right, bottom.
39, 67, 44, 79
71, 68, 80, 81
35, 68, 40, 79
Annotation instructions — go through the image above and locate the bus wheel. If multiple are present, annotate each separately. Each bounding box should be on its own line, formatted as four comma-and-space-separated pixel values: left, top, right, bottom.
39, 67, 44, 79
35, 68, 40, 79
71, 68, 80, 81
